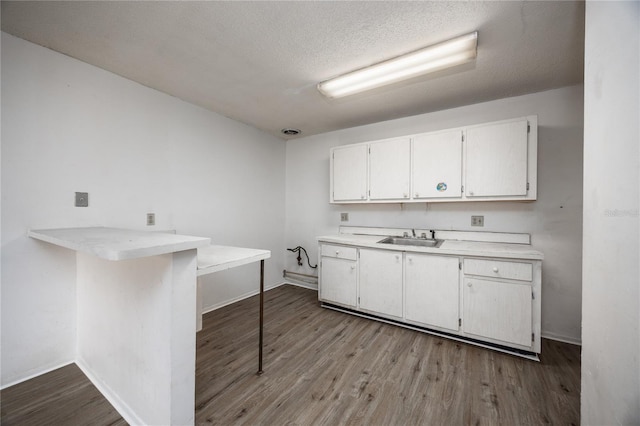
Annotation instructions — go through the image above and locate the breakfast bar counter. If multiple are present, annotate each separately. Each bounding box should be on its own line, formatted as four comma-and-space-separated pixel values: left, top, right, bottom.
29, 227, 269, 426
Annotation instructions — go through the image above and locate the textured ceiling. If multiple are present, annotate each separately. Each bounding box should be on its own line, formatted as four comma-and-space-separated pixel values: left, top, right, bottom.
1, 1, 585, 139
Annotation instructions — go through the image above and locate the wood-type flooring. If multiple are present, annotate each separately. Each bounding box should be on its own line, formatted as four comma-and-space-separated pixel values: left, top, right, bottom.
1, 284, 581, 425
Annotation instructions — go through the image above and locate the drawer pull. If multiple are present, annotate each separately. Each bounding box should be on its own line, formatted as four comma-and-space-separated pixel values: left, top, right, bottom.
467, 282, 472, 287
350, 265, 356, 270
336, 251, 340, 255
492, 267, 499, 273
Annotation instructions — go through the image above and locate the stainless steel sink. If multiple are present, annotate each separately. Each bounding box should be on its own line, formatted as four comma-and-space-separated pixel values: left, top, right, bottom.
377, 236, 443, 248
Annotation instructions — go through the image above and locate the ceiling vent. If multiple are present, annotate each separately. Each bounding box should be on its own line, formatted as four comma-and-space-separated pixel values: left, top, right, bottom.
281, 128, 301, 136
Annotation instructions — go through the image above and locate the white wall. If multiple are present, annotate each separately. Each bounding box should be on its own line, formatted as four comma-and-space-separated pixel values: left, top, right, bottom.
582, 2, 639, 424
286, 85, 584, 344
1, 33, 286, 386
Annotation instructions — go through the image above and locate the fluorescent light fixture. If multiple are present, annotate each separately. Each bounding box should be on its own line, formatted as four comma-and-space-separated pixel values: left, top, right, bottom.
317, 31, 478, 98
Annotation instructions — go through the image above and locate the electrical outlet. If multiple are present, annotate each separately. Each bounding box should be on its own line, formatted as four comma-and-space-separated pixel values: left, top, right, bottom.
340, 212, 349, 222
75, 192, 89, 207
471, 215, 484, 227
147, 213, 155, 226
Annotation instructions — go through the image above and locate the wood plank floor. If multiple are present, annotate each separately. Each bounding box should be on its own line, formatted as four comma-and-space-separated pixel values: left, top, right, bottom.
1, 284, 581, 425
0, 363, 126, 426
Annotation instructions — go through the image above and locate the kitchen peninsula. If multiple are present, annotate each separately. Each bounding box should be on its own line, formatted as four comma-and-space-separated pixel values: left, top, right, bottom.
29, 227, 270, 425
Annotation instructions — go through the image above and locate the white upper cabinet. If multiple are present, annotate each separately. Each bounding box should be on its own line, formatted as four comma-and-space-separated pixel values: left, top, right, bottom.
369, 137, 411, 200
329, 116, 537, 204
464, 118, 532, 198
331, 144, 368, 202
412, 130, 463, 199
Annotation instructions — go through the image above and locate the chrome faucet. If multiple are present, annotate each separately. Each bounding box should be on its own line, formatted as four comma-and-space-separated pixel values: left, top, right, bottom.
430, 229, 436, 240
411, 229, 416, 238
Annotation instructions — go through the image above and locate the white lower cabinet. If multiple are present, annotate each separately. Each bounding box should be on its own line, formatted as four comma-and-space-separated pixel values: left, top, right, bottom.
318, 242, 541, 356
462, 277, 532, 347
319, 244, 358, 308
320, 257, 357, 308
405, 254, 459, 332
462, 257, 537, 350
358, 248, 403, 318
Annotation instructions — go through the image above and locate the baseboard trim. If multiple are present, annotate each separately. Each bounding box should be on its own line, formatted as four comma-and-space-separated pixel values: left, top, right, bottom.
201, 281, 318, 315
201, 283, 282, 315
282, 280, 318, 291
76, 358, 144, 426
541, 332, 582, 346
0, 360, 75, 390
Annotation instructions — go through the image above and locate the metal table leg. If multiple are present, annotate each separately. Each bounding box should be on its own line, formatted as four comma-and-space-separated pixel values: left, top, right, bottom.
257, 259, 264, 375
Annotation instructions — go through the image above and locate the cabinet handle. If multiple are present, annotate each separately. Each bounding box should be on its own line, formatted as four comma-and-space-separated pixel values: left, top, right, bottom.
403, 193, 408, 198
395, 255, 400, 260
361, 195, 365, 199
469, 191, 474, 196
415, 193, 419, 197
467, 282, 472, 287
408, 257, 412, 262
492, 267, 499, 273
350, 265, 356, 270
336, 251, 340, 255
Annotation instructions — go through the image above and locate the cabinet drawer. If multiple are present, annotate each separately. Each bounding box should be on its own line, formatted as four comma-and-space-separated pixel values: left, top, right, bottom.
464, 258, 532, 282
321, 244, 357, 261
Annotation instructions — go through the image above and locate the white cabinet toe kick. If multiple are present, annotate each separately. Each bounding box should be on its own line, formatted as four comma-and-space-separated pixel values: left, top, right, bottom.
317, 233, 543, 360
321, 302, 540, 361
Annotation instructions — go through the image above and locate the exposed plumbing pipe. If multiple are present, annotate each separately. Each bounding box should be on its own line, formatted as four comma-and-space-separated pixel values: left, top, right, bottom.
283, 269, 318, 285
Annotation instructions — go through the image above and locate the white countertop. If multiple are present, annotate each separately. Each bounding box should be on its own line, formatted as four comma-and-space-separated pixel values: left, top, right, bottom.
29, 227, 211, 261
197, 245, 271, 276
317, 234, 544, 260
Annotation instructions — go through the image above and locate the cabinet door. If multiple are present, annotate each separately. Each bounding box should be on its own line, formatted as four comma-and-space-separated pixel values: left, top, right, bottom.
463, 277, 532, 347
465, 119, 529, 197
405, 254, 460, 331
332, 145, 368, 202
359, 249, 403, 318
320, 257, 357, 308
369, 138, 411, 200
412, 130, 463, 199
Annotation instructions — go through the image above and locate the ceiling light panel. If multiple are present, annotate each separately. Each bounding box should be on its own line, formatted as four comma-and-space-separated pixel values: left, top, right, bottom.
318, 32, 478, 98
